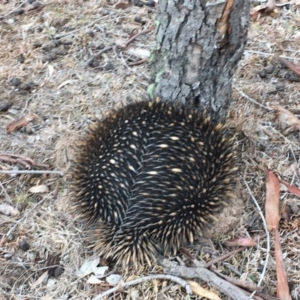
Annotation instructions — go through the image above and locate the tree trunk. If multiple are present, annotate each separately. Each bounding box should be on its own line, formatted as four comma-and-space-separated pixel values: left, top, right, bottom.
149, 0, 249, 120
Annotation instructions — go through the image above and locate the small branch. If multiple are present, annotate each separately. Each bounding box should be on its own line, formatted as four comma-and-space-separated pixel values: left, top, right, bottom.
233, 85, 270, 110
92, 274, 192, 300
0, 153, 50, 169
84, 46, 113, 68
160, 258, 250, 300
204, 247, 245, 268
0, 170, 64, 176
120, 29, 152, 49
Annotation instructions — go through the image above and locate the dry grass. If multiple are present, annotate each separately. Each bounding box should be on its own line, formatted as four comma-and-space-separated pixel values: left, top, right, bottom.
1, 1, 300, 299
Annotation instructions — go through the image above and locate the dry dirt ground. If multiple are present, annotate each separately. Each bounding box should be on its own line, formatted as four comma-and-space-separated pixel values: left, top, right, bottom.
1, 1, 300, 299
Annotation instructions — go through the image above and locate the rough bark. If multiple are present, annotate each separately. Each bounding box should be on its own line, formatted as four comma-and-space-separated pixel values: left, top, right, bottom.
149, 0, 250, 120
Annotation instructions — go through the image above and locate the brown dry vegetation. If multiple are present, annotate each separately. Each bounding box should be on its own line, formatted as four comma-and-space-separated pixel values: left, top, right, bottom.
1, 0, 300, 299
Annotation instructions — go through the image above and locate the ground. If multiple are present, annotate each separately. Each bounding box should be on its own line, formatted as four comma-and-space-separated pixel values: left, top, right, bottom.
1, 1, 300, 299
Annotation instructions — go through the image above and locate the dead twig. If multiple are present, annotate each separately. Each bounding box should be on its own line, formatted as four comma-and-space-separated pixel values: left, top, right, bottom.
92, 274, 192, 300
160, 258, 249, 300
0, 153, 50, 170
119, 29, 152, 49
233, 85, 270, 110
205, 247, 245, 268
84, 46, 114, 68
0, 170, 64, 176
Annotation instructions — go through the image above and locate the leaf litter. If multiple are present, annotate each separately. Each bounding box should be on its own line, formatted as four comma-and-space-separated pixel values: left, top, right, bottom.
1, 0, 300, 299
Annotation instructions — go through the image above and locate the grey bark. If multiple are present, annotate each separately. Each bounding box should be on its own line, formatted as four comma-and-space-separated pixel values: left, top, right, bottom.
149, 0, 250, 120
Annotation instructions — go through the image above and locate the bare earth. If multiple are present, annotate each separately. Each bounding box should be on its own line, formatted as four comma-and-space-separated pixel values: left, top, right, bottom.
1, 1, 300, 299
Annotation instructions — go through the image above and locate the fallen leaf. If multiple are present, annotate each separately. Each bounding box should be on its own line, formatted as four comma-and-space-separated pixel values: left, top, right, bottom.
272, 105, 300, 133
279, 179, 300, 197
265, 169, 280, 231
114, 0, 129, 9
87, 275, 104, 284
187, 280, 221, 300
274, 54, 300, 76
30, 270, 49, 289
224, 237, 257, 247
106, 274, 122, 285
280, 162, 297, 177
93, 266, 110, 276
6, 113, 35, 133
28, 185, 49, 194
275, 230, 292, 300
75, 257, 108, 278
0, 203, 20, 216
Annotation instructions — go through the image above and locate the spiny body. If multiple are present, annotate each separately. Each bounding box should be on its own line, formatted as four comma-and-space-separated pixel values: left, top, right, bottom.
71, 100, 238, 267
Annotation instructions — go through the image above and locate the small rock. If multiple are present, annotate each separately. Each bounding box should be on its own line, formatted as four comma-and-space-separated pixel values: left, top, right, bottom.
104, 61, 114, 71
19, 82, 37, 91
33, 41, 42, 48
11, 77, 21, 87
42, 40, 59, 51
42, 52, 57, 63
29, 1, 42, 9
28, 0, 36, 3
87, 30, 95, 38
91, 61, 99, 68
15, 9, 24, 15
258, 69, 267, 78
275, 81, 285, 91
134, 16, 146, 25
144, 0, 156, 7
0, 102, 12, 112
16, 54, 25, 64
257, 264, 264, 273
285, 73, 300, 82
15, 202, 26, 212
25, 123, 34, 134
36, 26, 43, 33
53, 266, 64, 277
19, 83, 32, 91
265, 65, 275, 74
99, 8, 111, 16
19, 240, 30, 251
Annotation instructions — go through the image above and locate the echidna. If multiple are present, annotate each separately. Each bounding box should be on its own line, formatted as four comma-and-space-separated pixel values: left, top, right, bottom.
70, 99, 238, 267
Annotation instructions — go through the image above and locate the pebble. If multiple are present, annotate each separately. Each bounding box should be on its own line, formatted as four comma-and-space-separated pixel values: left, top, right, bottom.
11, 77, 21, 87
19, 240, 30, 252
104, 61, 114, 70
53, 266, 64, 277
